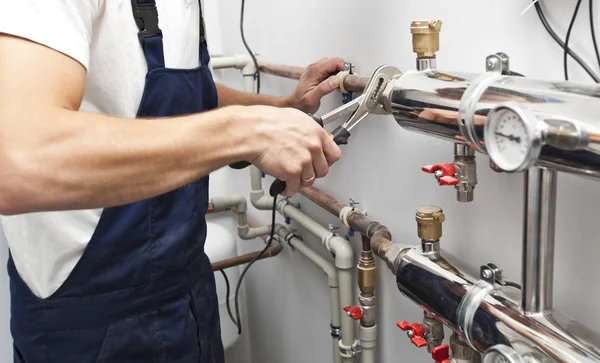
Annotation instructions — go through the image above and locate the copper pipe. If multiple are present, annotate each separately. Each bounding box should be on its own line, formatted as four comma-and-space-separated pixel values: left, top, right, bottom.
301, 186, 395, 261
258, 61, 368, 94
211, 240, 282, 271
300, 187, 345, 216
209, 212, 283, 271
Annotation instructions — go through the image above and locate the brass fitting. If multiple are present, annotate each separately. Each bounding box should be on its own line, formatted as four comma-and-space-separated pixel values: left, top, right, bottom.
357, 251, 377, 295
410, 20, 442, 58
416, 205, 445, 242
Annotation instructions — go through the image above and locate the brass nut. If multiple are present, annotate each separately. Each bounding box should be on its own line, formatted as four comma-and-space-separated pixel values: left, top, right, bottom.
415, 205, 445, 242
410, 20, 443, 58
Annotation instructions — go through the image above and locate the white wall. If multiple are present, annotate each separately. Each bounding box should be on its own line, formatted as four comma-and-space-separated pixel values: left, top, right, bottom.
214, 1, 600, 362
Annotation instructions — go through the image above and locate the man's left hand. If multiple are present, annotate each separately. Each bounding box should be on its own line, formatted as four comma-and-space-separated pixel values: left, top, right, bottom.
283, 57, 345, 114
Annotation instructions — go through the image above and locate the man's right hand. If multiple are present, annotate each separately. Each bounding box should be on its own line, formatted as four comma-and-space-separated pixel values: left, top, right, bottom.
239, 106, 342, 196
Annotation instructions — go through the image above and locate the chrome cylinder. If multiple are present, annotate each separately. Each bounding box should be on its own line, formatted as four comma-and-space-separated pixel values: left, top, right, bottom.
389, 70, 600, 179
395, 246, 600, 362
522, 168, 557, 313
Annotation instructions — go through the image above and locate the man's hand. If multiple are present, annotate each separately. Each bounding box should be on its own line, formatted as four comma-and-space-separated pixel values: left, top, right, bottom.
284, 57, 345, 114
241, 105, 342, 196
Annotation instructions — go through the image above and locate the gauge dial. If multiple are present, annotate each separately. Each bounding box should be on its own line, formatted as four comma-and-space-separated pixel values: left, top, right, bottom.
483, 345, 526, 363
484, 102, 543, 172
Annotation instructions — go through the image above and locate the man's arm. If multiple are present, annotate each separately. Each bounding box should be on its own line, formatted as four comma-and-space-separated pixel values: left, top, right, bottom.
216, 58, 345, 114
0, 35, 341, 215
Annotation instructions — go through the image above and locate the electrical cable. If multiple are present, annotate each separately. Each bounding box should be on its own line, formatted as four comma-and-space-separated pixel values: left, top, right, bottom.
219, 269, 239, 329
591, 0, 600, 68
534, 1, 600, 82
564, 0, 584, 81
233, 196, 277, 335
240, 0, 261, 94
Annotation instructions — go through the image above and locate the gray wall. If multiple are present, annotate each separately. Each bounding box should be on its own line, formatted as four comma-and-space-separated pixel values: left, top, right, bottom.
216, 0, 600, 362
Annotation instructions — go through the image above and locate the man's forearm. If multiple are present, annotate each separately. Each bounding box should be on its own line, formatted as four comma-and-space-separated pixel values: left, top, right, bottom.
216, 83, 291, 108
0, 106, 253, 215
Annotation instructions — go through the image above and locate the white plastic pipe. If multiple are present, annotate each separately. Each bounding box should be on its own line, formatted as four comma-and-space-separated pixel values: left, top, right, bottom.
360, 325, 377, 363
275, 226, 342, 363
276, 202, 356, 360
210, 196, 271, 240
211, 54, 252, 71
250, 166, 275, 210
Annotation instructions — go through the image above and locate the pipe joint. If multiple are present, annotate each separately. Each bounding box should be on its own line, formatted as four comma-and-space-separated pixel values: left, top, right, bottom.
358, 295, 377, 327
359, 325, 377, 349
329, 236, 354, 270
242, 60, 257, 76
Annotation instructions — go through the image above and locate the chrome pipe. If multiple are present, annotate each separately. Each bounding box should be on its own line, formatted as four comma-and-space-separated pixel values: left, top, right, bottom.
388, 70, 600, 179
522, 168, 557, 314
394, 246, 600, 362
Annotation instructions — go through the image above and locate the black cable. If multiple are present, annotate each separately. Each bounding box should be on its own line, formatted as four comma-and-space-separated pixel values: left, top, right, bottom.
233, 196, 277, 335
240, 0, 261, 94
591, 0, 600, 68
534, 1, 600, 82
219, 269, 238, 329
564, 0, 584, 81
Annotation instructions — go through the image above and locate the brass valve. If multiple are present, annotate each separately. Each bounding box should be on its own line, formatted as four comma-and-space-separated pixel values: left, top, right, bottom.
357, 251, 377, 295
410, 20, 442, 58
415, 205, 445, 242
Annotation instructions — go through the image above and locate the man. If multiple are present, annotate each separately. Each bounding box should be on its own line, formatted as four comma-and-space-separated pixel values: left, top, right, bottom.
0, 1, 343, 362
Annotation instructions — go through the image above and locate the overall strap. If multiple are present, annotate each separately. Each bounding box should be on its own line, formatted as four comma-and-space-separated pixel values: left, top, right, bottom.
198, 0, 210, 67
131, 0, 165, 71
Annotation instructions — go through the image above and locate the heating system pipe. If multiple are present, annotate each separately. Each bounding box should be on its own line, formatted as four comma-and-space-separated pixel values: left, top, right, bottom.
299, 186, 600, 362
248, 166, 359, 363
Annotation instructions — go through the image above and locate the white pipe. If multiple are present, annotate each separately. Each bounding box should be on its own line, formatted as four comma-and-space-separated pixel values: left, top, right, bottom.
211, 54, 252, 71
274, 225, 342, 363
360, 325, 377, 363
331, 287, 343, 363
276, 201, 356, 359
250, 166, 275, 210
210, 196, 270, 240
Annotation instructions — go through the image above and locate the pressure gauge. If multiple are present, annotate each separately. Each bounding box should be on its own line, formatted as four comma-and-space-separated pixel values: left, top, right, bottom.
484, 102, 545, 172
483, 345, 526, 363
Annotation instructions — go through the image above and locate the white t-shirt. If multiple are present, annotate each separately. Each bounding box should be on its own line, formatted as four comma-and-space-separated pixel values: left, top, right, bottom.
0, 0, 208, 298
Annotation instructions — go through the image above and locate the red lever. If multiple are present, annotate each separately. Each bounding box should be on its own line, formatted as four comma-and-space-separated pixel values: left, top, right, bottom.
421, 164, 460, 186
343, 306, 363, 320
432, 344, 451, 363
396, 320, 427, 348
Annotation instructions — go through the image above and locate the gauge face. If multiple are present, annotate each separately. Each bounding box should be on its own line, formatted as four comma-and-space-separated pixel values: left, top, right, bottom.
483, 345, 527, 363
484, 103, 542, 172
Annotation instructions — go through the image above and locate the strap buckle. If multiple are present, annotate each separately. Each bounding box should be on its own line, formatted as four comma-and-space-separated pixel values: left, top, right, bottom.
131, 2, 163, 44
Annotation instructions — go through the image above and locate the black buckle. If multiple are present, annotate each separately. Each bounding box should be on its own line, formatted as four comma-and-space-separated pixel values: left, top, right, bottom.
131, 2, 162, 44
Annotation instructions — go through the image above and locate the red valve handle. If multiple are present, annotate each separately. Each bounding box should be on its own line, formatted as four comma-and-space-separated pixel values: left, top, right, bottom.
421, 164, 460, 186
432, 344, 451, 363
343, 306, 363, 320
396, 320, 427, 348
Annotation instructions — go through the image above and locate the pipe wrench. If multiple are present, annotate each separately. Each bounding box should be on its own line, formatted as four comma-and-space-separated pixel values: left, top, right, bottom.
231, 65, 402, 196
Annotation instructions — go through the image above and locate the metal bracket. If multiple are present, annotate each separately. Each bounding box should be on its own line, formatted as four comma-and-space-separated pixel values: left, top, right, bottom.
339, 340, 362, 358
330, 324, 342, 339
486, 52, 510, 74
480, 263, 506, 287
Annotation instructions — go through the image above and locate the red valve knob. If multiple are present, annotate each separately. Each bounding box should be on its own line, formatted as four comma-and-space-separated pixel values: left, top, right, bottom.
422, 164, 460, 186
396, 320, 427, 348
343, 306, 363, 320
432, 344, 451, 363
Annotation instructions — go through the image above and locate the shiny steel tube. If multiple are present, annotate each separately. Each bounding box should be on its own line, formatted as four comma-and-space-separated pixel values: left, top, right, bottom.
388, 70, 600, 179
522, 168, 557, 313
395, 246, 600, 362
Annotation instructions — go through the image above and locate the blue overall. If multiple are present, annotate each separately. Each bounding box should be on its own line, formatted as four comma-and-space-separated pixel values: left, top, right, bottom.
8, 1, 224, 362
